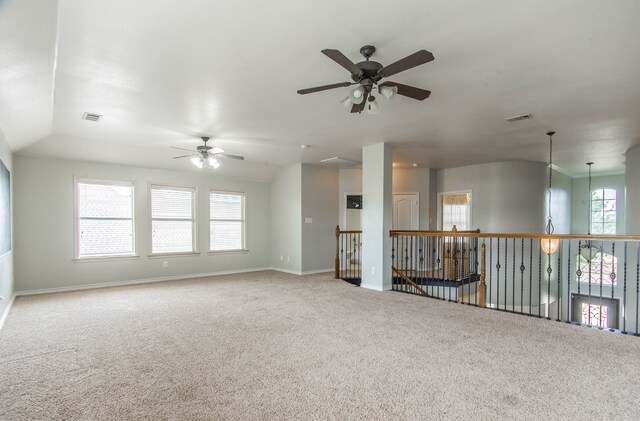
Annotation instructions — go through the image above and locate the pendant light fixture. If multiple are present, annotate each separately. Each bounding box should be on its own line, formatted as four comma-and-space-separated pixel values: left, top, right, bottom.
580, 162, 600, 261
541, 131, 560, 254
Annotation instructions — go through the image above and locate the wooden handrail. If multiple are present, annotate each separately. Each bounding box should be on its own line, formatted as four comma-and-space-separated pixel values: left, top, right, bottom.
337, 229, 363, 234
389, 230, 640, 241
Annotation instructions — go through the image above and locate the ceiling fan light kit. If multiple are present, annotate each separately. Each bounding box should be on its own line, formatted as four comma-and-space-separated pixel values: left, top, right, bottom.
171, 136, 244, 169
297, 44, 433, 114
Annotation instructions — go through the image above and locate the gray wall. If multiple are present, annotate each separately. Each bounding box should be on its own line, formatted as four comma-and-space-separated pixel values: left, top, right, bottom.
338, 168, 362, 230
571, 174, 625, 235
0, 127, 13, 318
270, 164, 302, 273
626, 146, 640, 235
392, 167, 434, 230
301, 165, 338, 273
13, 156, 271, 292
437, 161, 549, 233
338, 167, 436, 230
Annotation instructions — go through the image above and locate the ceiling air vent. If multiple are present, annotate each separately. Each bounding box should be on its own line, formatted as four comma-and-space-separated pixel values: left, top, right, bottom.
320, 157, 360, 167
82, 112, 102, 122
505, 113, 533, 122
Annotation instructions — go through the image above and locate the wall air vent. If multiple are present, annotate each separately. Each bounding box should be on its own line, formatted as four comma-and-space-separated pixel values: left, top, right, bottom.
505, 113, 533, 122
82, 112, 102, 122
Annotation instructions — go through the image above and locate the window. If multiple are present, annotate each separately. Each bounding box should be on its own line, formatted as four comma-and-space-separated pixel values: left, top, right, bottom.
591, 188, 616, 234
441, 192, 471, 230
576, 252, 617, 286
581, 303, 608, 329
210, 191, 246, 251
150, 185, 197, 254
76, 178, 134, 258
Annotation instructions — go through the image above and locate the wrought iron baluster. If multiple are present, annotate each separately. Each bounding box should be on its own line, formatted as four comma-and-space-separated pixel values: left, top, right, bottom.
529, 238, 533, 316
636, 243, 639, 336
504, 238, 508, 311
566, 241, 571, 323
473, 237, 480, 306
610, 242, 616, 332
391, 236, 396, 291
520, 239, 525, 314
496, 238, 501, 310
547, 249, 552, 320
512, 238, 515, 312
588, 239, 593, 327
538, 243, 542, 318
556, 249, 561, 322
623, 242, 628, 334
489, 238, 493, 309
598, 240, 604, 329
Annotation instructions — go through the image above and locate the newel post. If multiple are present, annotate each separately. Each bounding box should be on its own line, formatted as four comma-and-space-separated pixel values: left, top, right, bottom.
479, 241, 486, 308
334, 225, 340, 279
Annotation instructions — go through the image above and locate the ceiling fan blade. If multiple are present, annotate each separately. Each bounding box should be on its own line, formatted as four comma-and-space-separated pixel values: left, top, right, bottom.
215, 153, 245, 160
379, 82, 431, 101
297, 82, 354, 95
170, 146, 196, 152
172, 154, 197, 159
379, 50, 434, 78
350, 91, 369, 113
321, 49, 363, 76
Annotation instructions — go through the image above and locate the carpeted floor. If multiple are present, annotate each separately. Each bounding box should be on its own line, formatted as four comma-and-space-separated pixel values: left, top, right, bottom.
1, 270, 639, 420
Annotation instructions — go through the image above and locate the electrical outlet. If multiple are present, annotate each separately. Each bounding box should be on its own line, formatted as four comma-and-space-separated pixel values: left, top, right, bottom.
287, 256, 290, 262
371, 266, 376, 275
280, 255, 283, 261
162, 261, 168, 268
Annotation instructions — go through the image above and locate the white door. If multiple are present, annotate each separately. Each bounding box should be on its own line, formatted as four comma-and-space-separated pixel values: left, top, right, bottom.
393, 194, 419, 230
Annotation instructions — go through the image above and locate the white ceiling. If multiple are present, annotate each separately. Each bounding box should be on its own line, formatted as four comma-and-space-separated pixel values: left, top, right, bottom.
1, 0, 640, 180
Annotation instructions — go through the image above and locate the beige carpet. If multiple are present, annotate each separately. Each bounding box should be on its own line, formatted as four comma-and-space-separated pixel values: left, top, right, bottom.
1, 271, 639, 420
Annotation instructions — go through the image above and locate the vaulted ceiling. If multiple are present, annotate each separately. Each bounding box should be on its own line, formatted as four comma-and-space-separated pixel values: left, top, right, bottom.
1, 0, 640, 180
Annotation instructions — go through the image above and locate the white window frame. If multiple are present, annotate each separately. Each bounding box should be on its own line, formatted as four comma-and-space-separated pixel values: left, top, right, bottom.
73, 177, 137, 261
438, 190, 472, 231
208, 190, 248, 253
148, 183, 199, 256
590, 187, 617, 235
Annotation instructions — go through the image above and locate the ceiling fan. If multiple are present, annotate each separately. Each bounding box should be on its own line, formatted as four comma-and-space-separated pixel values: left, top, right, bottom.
297, 45, 434, 114
171, 137, 244, 169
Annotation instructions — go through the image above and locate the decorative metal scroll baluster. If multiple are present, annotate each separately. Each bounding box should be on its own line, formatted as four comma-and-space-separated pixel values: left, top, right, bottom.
496, 239, 501, 310
610, 242, 616, 332
598, 240, 604, 328
556, 249, 561, 322
512, 238, 516, 312
538, 244, 542, 318
489, 238, 493, 309
623, 242, 628, 334
636, 243, 640, 336
566, 241, 571, 324
546, 249, 552, 320
529, 239, 533, 316
520, 239, 525, 314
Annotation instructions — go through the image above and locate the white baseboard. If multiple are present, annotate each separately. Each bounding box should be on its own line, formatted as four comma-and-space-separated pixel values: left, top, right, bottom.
270, 267, 334, 276
0, 294, 16, 331
15, 267, 272, 297
360, 283, 385, 292
270, 267, 302, 275
302, 268, 333, 276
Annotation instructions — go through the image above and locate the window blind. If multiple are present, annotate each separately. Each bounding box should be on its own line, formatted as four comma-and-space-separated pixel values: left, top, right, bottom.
151, 186, 196, 253
441, 193, 471, 231
77, 180, 134, 257
210, 192, 245, 251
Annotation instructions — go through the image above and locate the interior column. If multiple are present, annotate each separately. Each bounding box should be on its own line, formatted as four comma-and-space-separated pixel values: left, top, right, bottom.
361, 142, 393, 291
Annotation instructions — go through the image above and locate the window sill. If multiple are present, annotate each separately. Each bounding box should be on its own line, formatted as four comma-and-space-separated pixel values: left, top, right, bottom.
148, 252, 201, 258
208, 249, 250, 255
74, 255, 140, 263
